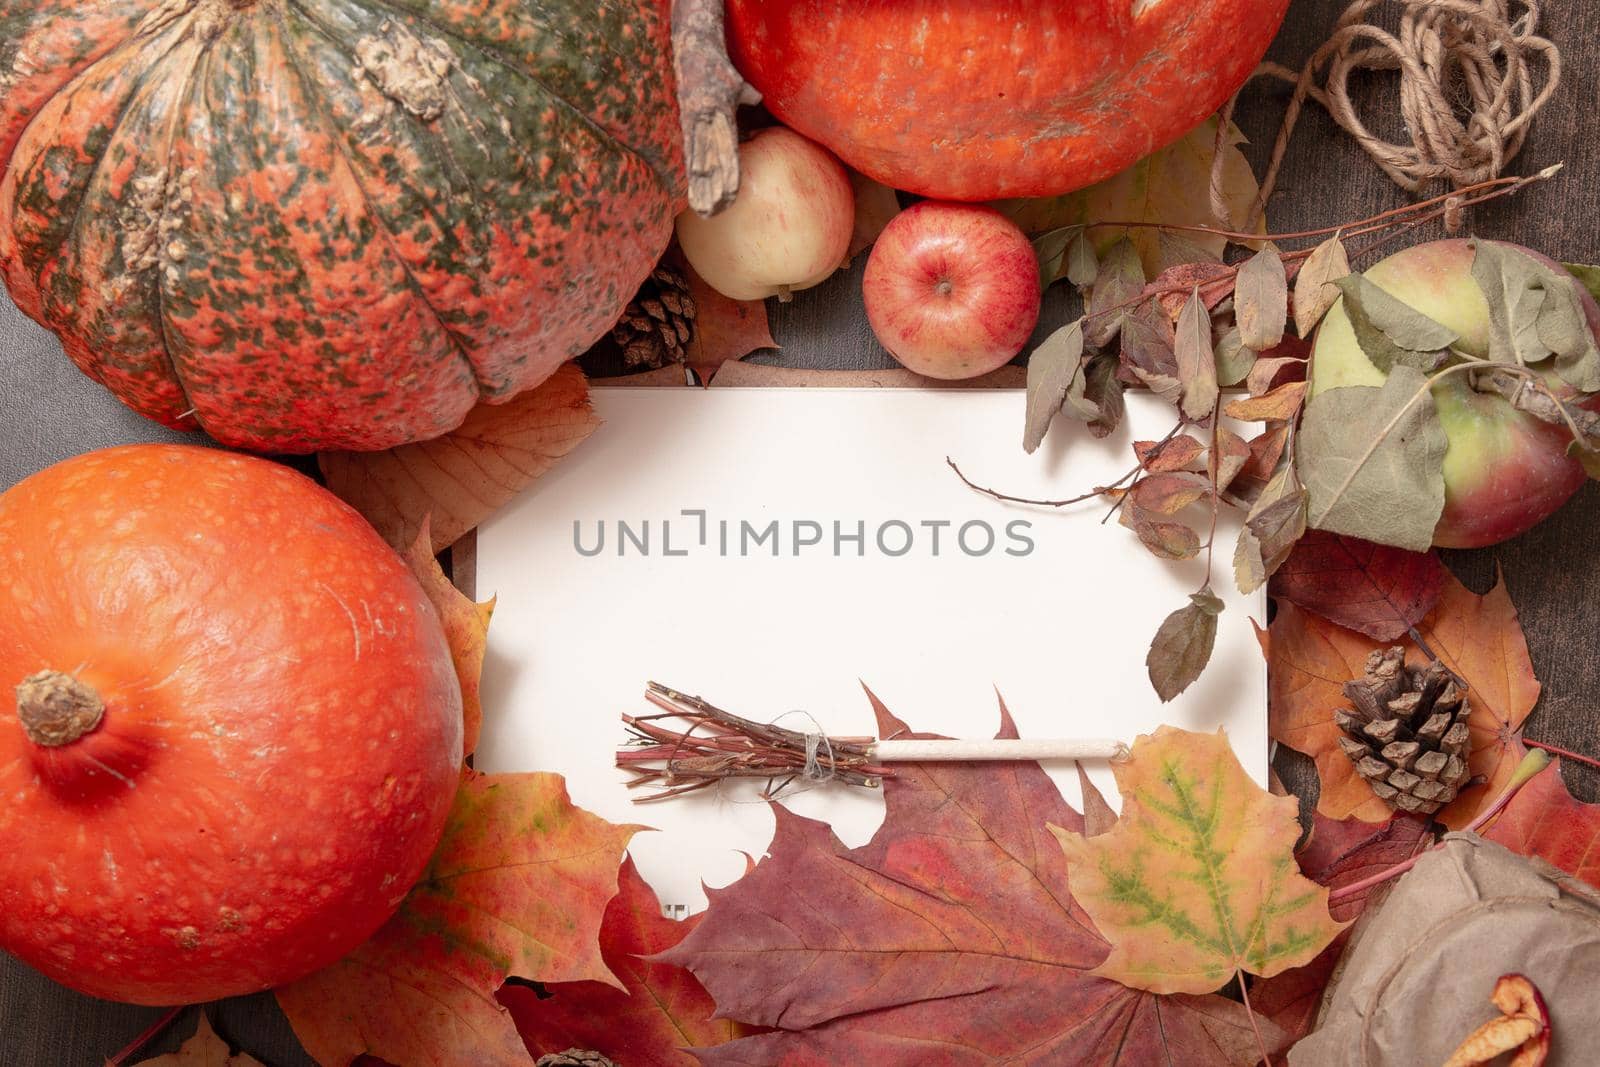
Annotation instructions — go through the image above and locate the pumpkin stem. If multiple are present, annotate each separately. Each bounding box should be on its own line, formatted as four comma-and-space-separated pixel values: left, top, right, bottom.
15, 670, 105, 747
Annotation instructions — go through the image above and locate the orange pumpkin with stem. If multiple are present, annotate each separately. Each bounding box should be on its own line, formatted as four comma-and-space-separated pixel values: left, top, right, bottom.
0, 445, 462, 1004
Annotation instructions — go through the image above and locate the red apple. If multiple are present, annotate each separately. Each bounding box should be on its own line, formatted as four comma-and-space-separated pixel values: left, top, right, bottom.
675, 126, 854, 301
1311, 239, 1600, 548
863, 201, 1041, 380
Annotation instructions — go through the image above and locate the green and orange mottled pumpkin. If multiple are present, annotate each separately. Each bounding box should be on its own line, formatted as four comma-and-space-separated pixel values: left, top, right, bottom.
0, 0, 682, 453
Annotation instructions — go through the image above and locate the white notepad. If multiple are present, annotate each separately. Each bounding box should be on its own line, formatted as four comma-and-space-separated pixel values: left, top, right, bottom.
475, 386, 1267, 913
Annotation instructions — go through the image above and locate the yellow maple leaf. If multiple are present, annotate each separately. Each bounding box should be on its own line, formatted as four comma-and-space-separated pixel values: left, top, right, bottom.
1051, 726, 1346, 995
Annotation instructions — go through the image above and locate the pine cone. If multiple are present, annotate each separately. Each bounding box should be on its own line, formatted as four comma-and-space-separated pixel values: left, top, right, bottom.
1335, 647, 1472, 815
610, 265, 696, 370
536, 1052, 617, 1067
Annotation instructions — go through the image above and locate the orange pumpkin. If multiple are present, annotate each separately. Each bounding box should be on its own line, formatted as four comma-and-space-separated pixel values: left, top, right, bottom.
0, 445, 462, 1004
726, 0, 1290, 200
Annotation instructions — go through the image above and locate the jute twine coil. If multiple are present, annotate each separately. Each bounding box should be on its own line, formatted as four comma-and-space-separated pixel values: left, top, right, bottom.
1221, 0, 1560, 230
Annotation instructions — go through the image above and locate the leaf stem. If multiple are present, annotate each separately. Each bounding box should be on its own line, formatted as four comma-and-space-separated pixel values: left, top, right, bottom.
1327, 750, 1553, 905
1523, 738, 1600, 772
1202, 403, 1222, 594
1235, 969, 1272, 1067
106, 1007, 186, 1067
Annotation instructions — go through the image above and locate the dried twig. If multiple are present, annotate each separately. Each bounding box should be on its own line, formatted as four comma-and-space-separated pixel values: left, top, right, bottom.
619, 683, 888, 801
673, 0, 761, 216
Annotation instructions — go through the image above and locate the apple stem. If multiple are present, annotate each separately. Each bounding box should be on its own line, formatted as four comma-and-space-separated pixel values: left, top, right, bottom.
776, 284, 794, 303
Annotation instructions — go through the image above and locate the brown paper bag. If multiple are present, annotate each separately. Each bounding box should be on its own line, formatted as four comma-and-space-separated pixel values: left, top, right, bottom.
1290, 834, 1600, 1066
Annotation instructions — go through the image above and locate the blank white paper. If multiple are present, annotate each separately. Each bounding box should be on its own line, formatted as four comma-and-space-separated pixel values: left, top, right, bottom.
475, 386, 1267, 913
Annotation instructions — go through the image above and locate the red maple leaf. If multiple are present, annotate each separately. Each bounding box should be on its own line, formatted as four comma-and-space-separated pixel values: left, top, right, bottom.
1485, 758, 1600, 888
1269, 531, 1446, 642
502, 857, 747, 1065
660, 691, 1285, 1065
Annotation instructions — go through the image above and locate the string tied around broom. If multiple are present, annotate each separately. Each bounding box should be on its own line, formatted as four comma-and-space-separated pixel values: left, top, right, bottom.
774, 709, 837, 785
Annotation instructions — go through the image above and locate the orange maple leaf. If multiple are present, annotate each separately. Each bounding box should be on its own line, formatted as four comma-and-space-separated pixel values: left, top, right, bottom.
402, 522, 494, 759
276, 772, 638, 1067
1269, 568, 1539, 829
1052, 727, 1346, 995
320, 362, 600, 554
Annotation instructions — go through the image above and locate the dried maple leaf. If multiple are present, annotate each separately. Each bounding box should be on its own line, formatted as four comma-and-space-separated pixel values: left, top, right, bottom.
1294, 811, 1433, 923
846, 170, 901, 262
128, 1014, 264, 1067
276, 772, 638, 1067
403, 521, 494, 758
1269, 531, 1446, 642
661, 692, 1284, 1065
1249, 811, 1432, 1046
502, 857, 744, 1065
320, 362, 600, 554
1269, 569, 1539, 828
997, 119, 1266, 278
1486, 758, 1600, 888
1053, 727, 1345, 995
680, 259, 778, 380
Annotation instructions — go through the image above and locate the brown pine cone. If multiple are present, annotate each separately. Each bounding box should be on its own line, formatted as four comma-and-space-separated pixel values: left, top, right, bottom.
536, 1052, 617, 1067
1335, 647, 1472, 815
610, 265, 696, 369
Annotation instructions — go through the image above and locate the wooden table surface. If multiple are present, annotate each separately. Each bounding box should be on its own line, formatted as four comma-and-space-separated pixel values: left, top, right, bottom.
5, 1, 1600, 1063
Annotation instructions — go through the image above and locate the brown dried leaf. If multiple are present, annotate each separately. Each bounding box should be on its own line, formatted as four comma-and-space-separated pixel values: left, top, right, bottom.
1236, 247, 1288, 351
1153, 262, 1237, 320
319, 362, 600, 553
1136, 434, 1207, 473
1133, 518, 1202, 560
1211, 427, 1252, 492
1080, 353, 1126, 439
1175, 288, 1219, 421
1086, 239, 1146, 348
1293, 235, 1351, 337
1146, 591, 1224, 702
682, 261, 779, 379
1215, 327, 1257, 387
1236, 425, 1290, 492
846, 170, 900, 262
1023, 319, 1086, 453
1246, 355, 1304, 397
1131, 472, 1212, 515
1223, 381, 1307, 423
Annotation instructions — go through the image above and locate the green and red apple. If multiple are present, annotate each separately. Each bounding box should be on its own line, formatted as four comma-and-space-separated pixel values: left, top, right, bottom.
1311, 238, 1600, 548
675, 126, 854, 301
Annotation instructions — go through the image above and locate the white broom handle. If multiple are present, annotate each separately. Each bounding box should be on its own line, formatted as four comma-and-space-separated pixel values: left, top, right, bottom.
869, 738, 1128, 762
